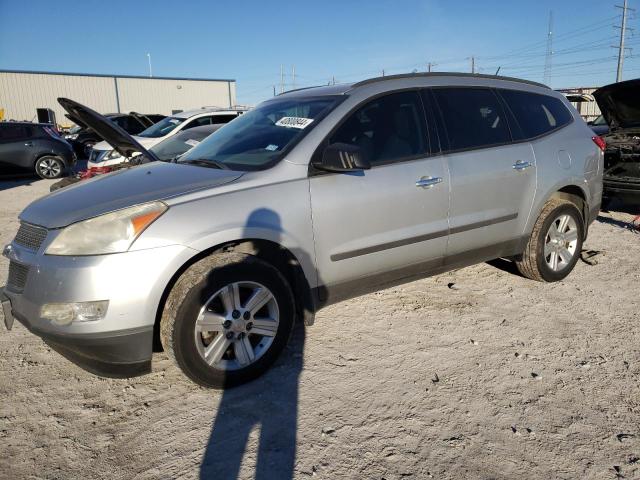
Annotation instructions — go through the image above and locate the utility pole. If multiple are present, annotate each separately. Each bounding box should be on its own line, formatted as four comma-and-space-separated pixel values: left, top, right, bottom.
544, 11, 554, 85
332, 75, 336, 85
273, 85, 276, 96
280, 65, 284, 94
292, 65, 296, 90
428, 62, 432, 72
146, 53, 153, 78
382, 69, 385, 76
471, 56, 475, 74
615, 0, 634, 82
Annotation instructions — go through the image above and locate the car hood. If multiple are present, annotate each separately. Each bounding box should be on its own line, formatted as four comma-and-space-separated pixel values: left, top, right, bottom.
593, 79, 640, 130
58, 98, 159, 161
20, 161, 244, 228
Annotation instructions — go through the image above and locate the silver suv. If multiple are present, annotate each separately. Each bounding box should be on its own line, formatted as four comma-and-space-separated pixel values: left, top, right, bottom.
1, 73, 603, 388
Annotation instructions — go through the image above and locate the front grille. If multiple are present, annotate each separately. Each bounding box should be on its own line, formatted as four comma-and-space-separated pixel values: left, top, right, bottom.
13, 222, 48, 251
7, 261, 29, 293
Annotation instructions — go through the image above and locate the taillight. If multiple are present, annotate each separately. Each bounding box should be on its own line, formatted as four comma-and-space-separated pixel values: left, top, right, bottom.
592, 136, 606, 152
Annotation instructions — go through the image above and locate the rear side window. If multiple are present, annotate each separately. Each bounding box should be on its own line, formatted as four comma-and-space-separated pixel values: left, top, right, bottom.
432, 88, 511, 151
499, 90, 572, 138
184, 116, 213, 129
211, 114, 237, 125
330, 91, 427, 165
0, 124, 29, 141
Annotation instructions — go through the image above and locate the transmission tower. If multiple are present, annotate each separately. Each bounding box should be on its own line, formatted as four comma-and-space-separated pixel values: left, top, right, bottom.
543, 11, 554, 85
615, 0, 635, 82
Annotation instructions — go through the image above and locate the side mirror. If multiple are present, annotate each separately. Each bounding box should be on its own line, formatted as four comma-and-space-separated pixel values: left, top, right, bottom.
315, 143, 371, 172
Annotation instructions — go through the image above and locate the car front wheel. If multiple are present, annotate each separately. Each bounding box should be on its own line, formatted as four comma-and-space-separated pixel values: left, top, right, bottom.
160, 252, 295, 388
35, 156, 64, 179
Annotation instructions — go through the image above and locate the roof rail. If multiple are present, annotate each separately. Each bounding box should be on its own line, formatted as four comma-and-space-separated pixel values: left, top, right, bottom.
351, 72, 549, 90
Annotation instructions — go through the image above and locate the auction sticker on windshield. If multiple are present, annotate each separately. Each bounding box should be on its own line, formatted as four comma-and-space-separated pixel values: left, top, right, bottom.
275, 117, 314, 129
184, 139, 200, 147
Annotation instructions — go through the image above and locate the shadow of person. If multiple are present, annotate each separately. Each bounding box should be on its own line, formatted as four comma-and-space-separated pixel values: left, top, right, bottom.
200, 208, 319, 480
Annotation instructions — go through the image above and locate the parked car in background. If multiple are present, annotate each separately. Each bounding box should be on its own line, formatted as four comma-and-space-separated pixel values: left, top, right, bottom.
2, 73, 602, 389
49, 123, 226, 191
0, 122, 75, 178
594, 78, 640, 206
64, 112, 155, 158
588, 114, 610, 136
88, 123, 224, 168
88, 107, 247, 166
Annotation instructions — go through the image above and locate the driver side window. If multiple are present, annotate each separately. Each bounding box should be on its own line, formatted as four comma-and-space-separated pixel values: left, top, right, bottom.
330, 91, 427, 166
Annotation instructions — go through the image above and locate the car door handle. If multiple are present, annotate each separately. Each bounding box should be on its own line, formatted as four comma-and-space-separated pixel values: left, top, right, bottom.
24, 142, 33, 147
512, 160, 532, 171
416, 176, 443, 188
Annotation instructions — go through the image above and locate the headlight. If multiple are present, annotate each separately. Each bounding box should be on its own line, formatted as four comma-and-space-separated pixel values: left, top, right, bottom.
45, 202, 168, 256
66, 133, 78, 140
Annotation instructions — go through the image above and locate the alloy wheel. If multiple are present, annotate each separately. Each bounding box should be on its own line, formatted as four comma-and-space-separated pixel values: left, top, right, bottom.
544, 213, 579, 272
37, 158, 62, 178
193, 281, 279, 371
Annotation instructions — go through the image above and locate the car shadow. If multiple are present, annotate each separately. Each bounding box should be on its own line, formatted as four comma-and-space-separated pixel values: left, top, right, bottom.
199, 208, 320, 480
0, 177, 39, 192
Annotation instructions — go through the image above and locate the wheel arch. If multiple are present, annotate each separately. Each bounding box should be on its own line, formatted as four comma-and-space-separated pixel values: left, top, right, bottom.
152, 238, 316, 352
534, 182, 590, 240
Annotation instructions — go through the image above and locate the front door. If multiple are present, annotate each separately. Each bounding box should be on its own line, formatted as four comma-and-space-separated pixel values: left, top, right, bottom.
309, 90, 450, 302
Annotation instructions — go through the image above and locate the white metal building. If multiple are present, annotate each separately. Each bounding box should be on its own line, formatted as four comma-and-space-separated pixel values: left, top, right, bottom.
557, 87, 601, 122
0, 70, 236, 127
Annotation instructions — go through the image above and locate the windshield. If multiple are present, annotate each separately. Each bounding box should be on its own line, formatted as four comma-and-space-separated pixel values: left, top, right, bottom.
138, 116, 185, 138
151, 130, 213, 161
178, 96, 340, 170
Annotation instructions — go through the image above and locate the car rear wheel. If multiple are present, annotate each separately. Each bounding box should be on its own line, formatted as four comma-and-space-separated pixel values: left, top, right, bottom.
160, 252, 295, 388
35, 156, 64, 179
516, 198, 584, 282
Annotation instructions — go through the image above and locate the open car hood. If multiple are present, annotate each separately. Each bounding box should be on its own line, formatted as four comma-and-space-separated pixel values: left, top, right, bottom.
594, 79, 640, 130
58, 98, 159, 161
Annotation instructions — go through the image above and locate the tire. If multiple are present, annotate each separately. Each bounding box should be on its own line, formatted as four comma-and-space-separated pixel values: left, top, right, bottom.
160, 252, 295, 388
516, 198, 584, 282
35, 156, 64, 179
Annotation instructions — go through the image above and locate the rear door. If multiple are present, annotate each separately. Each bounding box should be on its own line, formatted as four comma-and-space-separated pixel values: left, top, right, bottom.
310, 90, 449, 301
0, 124, 34, 170
429, 87, 537, 257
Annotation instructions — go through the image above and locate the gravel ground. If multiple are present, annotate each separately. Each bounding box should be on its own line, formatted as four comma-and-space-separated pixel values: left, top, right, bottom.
1, 178, 639, 480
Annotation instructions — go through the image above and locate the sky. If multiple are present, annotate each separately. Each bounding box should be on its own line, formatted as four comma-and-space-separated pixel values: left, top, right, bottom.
0, 0, 638, 105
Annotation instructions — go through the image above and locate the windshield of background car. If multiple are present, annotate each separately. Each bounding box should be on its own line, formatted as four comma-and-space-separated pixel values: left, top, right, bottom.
138, 116, 185, 138
151, 130, 210, 161
178, 96, 341, 170
593, 115, 607, 126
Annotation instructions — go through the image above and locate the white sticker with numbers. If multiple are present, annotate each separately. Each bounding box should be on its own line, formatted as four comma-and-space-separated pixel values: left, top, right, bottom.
275, 117, 314, 129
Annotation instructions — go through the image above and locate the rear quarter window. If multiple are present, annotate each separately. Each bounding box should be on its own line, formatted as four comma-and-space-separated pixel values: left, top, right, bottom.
499, 90, 572, 139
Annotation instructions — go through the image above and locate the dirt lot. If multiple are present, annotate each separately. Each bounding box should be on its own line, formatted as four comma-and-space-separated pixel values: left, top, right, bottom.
1, 178, 639, 480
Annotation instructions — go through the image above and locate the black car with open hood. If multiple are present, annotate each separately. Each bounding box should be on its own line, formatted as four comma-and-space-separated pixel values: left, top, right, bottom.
58, 98, 159, 163
593, 79, 640, 206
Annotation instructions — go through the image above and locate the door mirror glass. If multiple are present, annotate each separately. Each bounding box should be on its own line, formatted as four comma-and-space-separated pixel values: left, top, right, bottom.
317, 143, 371, 172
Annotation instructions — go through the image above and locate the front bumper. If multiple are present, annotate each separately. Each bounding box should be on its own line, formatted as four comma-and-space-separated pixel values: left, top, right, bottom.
2, 292, 152, 377
2, 242, 197, 377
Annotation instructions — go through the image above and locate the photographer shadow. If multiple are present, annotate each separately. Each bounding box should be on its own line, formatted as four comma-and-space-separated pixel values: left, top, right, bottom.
200, 208, 320, 480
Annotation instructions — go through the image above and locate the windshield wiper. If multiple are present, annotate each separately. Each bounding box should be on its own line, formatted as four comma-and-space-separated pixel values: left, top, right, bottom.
179, 158, 229, 170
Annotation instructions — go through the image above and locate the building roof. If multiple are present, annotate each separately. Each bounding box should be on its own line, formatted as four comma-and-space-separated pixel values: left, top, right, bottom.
0, 69, 234, 83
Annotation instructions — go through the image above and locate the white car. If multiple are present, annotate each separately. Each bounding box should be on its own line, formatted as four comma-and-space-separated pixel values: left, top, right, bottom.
88, 107, 247, 167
